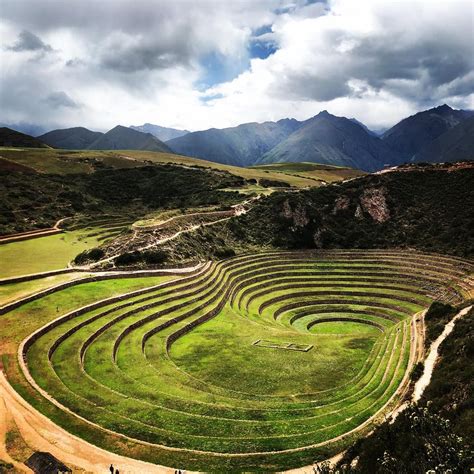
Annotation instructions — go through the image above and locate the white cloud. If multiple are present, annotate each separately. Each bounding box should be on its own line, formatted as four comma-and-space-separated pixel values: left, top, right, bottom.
0, 0, 472, 132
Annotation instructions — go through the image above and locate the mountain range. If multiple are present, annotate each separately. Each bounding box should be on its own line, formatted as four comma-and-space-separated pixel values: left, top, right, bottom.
255, 111, 399, 171
167, 118, 301, 167
1, 104, 472, 171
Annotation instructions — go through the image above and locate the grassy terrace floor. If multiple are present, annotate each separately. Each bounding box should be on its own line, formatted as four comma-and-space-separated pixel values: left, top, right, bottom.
1, 250, 472, 471
0, 215, 134, 279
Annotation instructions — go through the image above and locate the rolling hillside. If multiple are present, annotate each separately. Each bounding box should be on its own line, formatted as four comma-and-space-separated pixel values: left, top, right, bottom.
39, 127, 103, 149
257, 111, 400, 172
251, 162, 365, 183
0, 127, 50, 148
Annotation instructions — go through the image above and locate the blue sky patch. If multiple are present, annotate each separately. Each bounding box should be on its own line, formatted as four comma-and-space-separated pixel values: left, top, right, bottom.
197, 51, 250, 89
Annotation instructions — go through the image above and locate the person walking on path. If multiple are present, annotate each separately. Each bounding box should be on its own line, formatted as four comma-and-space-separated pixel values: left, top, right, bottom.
109, 464, 114, 474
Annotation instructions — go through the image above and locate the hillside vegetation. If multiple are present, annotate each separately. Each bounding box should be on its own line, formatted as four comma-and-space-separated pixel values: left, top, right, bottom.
0, 163, 244, 234
228, 162, 474, 258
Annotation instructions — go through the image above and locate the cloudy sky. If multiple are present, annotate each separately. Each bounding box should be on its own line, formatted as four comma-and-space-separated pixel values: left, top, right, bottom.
1, 0, 473, 133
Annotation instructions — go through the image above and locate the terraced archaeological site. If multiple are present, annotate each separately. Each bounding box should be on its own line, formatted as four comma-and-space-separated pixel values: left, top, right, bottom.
2, 249, 472, 471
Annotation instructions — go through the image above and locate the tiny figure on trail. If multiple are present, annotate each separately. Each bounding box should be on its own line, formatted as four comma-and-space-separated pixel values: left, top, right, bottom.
56, 305, 59, 312
109, 465, 114, 474
115, 470, 120, 474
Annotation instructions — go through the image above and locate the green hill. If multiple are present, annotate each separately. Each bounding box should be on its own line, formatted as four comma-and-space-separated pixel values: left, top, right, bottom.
230, 161, 474, 258
39, 126, 103, 149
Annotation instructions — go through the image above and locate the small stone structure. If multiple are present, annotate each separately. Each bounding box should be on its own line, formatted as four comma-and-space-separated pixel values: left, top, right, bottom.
25, 452, 71, 474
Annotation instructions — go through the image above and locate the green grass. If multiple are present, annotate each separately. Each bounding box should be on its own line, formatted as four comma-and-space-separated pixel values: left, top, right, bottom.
1, 250, 471, 471
0, 227, 120, 278
251, 162, 365, 183
0, 147, 321, 188
0, 272, 91, 304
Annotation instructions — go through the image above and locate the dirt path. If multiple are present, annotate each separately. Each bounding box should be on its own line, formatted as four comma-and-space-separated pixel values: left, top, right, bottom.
0, 372, 177, 473
89, 195, 259, 269
413, 304, 471, 402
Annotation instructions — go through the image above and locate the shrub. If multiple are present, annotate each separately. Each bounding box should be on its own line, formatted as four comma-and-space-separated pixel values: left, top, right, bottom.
214, 247, 236, 259
259, 178, 291, 188
142, 249, 168, 264
114, 251, 142, 266
74, 247, 105, 264
411, 361, 424, 382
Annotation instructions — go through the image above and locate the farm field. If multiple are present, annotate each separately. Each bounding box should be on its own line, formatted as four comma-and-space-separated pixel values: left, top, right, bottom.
1, 249, 472, 471
0, 147, 349, 188
251, 162, 365, 183
0, 216, 134, 278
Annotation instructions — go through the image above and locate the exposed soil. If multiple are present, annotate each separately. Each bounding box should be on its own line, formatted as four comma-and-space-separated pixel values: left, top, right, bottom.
0, 372, 176, 473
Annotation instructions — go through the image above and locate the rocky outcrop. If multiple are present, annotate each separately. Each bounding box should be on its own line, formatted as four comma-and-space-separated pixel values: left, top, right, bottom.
360, 187, 390, 223
281, 199, 309, 228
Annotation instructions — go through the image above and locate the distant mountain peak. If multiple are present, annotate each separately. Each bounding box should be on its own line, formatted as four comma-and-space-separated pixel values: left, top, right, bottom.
88, 125, 172, 152
432, 104, 453, 113
129, 123, 189, 142
382, 103, 470, 161
317, 110, 331, 117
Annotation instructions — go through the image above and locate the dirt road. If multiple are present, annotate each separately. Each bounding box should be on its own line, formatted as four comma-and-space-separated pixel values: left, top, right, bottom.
0, 372, 175, 473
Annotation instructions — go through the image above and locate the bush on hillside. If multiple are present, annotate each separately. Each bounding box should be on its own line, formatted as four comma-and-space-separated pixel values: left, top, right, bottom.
424, 301, 456, 347
114, 249, 168, 266
213, 247, 236, 259
73, 247, 105, 264
259, 178, 291, 188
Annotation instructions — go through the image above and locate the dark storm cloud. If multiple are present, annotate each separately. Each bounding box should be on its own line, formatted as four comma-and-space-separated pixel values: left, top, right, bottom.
349, 34, 473, 92
98, 36, 193, 73
6, 30, 52, 52
273, 73, 352, 102
44, 91, 80, 109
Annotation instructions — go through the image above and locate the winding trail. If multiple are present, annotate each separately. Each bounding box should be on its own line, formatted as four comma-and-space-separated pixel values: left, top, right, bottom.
413, 304, 471, 402
88, 196, 257, 269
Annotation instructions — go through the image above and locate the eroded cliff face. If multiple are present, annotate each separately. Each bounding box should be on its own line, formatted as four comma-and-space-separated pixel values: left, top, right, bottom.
359, 187, 390, 223
281, 199, 309, 228
330, 187, 390, 223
